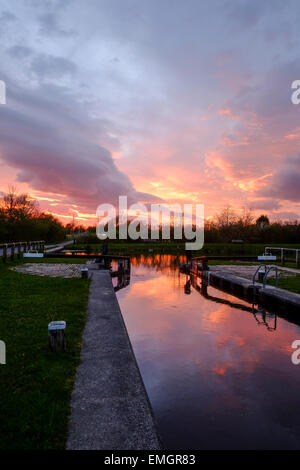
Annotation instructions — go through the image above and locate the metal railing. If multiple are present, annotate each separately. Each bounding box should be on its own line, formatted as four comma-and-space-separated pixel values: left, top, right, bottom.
263, 265, 278, 288
265, 246, 300, 267
0, 241, 45, 262
252, 264, 267, 285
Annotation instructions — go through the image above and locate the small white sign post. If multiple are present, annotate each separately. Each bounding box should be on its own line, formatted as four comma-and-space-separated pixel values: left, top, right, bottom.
48, 321, 66, 352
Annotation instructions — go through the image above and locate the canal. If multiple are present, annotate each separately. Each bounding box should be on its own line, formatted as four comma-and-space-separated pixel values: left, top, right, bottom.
116, 255, 300, 450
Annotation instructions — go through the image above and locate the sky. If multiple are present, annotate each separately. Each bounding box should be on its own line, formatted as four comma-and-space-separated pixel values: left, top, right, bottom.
0, 0, 300, 225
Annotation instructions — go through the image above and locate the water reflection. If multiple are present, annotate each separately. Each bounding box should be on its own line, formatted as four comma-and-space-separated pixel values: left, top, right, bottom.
113, 270, 131, 292
117, 255, 300, 449
190, 273, 278, 332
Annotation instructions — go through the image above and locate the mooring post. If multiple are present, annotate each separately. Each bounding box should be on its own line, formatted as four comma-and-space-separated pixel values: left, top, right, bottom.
48, 321, 66, 352
81, 267, 89, 279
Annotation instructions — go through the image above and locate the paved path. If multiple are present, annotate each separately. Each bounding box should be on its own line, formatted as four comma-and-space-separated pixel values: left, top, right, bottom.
44, 240, 74, 253
67, 268, 161, 450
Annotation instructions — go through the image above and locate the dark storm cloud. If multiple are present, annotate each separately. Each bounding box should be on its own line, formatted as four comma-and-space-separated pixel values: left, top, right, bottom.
0, 79, 158, 210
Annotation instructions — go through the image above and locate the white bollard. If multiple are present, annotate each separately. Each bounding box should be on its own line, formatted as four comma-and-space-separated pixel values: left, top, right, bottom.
48, 321, 66, 352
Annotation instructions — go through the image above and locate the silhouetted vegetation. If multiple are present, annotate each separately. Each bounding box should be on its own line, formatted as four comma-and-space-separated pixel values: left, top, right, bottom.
0, 189, 66, 243
77, 206, 300, 245
204, 207, 300, 244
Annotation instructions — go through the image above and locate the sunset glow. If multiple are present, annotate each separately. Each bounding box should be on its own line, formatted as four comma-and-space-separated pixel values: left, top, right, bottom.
0, 1, 300, 225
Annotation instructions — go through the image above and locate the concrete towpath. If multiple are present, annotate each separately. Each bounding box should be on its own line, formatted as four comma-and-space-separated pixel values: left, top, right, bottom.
67, 268, 161, 450
44, 240, 74, 253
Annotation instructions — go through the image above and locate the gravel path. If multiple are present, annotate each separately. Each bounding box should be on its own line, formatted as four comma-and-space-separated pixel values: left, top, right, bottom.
13, 263, 84, 278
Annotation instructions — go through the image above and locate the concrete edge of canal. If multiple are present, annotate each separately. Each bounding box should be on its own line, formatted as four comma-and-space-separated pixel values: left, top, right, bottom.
204, 270, 300, 314
67, 266, 162, 450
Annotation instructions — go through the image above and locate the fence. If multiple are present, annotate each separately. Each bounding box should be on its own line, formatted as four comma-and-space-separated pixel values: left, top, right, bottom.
264, 247, 300, 267
0, 241, 45, 262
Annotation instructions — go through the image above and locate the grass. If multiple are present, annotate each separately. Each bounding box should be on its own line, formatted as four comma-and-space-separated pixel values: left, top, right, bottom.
0, 258, 90, 449
69, 241, 300, 254
268, 275, 300, 294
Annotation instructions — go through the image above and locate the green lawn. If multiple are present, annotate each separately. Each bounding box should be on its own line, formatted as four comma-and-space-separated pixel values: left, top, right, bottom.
0, 259, 90, 449
268, 275, 300, 295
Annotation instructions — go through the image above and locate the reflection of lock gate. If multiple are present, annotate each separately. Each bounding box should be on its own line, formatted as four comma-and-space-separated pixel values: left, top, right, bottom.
188, 275, 277, 332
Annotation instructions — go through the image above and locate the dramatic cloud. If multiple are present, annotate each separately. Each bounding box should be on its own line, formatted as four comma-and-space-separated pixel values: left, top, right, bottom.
248, 199, 281, 211
0, 79, 158, 215
0, 0, 299, 222
259, 155, 300, 202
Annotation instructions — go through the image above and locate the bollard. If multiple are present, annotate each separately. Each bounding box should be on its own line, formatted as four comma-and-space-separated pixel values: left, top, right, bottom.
81, 267, 89, 279
48, 321, 66, 352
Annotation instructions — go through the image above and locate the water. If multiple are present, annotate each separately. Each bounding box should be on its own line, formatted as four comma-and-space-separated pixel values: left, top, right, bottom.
116, 255, 300, 450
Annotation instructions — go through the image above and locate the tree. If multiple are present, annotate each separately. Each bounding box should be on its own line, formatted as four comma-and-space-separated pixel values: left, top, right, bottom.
0, 188, 66, 243
216, 205, 236, 228
2, 186, 38, 221
256, 214, 270, 229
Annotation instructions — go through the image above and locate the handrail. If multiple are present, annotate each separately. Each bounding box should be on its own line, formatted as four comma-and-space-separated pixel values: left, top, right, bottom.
263, 265, 278, 288
0, 240, 44, 248
252, 264, 266, 285
0, 240, 45, 262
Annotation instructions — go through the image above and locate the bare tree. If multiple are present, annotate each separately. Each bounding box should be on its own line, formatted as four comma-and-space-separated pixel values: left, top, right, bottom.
1, 186, 39, 220
215, 205, 237, 228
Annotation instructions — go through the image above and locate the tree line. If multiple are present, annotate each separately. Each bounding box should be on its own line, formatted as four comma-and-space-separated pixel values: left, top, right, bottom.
81, 206, 300, 245
204, 207, 300, 244
0, 189, 66, 243
1, 189, 299, 245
